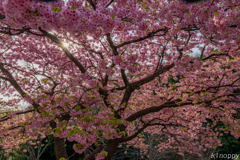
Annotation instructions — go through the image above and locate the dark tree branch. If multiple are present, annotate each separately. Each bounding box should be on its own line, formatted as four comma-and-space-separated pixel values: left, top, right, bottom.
200, 45, 206, 59
121, 121, 152, 142
131, 63, 175, 90
0, 110, 34, 123
229, 25, 238, 28
106, 33, 118, 56
105, 0, 115, 8
27, 29, 45, 36
0, 13, 5, 19
44, 82, 58, 96
121, 69, 129, 86
126, 90, 240, 122
0, 26, 30, 36
116, 28, 168, 48
110, 86, 126, 92
125, 100, 183, 122
86, 0, 96, 10
88, 50, 104, 59
38, 27, 86, 73
203, 53, 229, 61
0, 64, 27, 97
105, 33, 134, 114
176, 47, 183, 60
121, 120, 173, 143
83, 145, 104, 160
109, 63, 175, 95
0, 75, 11, 81
181, 27, 199, 31
116, 88, 133, 113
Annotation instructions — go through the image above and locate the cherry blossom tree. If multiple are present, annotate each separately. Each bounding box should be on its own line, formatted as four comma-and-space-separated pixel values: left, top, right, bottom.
0, 0, 240, 159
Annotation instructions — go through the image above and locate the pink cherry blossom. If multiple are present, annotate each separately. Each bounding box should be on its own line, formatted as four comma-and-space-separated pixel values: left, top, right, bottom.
0, 0, 239, 160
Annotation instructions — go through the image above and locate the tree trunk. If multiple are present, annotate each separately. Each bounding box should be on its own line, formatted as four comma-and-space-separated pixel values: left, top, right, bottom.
54, 137, 68, 160
83, 145, 104, 160
83, 139, 120, 160
103, 139, 120, 160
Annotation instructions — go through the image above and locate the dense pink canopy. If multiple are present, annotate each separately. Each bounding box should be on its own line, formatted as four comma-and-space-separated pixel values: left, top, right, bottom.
0, 0, 240, 159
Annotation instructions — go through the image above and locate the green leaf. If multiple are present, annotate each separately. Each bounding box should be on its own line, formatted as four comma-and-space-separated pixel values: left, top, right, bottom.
56, 97, 63, 101
102, 151, 108, 156
71, 5, 79, 10
121, 131, 126, 137
81, 19, 86, 24
54, 128, 61, 135
65, 101, 70, 106
76, 143, 82, 149
52, 6, 62, 12
68, 130, 74, 137
81, 116, 94, 123
75, 106, 81, 111
111, 15, 115, 20
204, 10, 210, 13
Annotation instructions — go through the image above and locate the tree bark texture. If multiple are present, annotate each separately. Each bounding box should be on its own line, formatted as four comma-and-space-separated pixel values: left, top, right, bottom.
103, 139, 120, 160
54, 137, 68, 160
